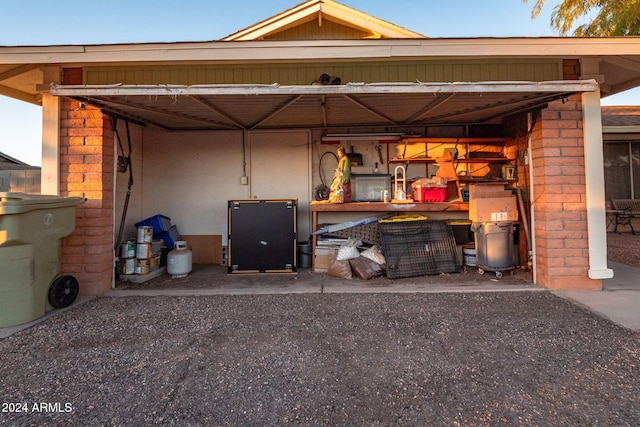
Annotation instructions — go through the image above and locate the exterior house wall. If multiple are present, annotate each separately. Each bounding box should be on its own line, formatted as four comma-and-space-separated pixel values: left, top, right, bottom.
0, 169, 41, 193
59, 100, 114, 296
83, 60, 563, 86
530, 94, 601, 290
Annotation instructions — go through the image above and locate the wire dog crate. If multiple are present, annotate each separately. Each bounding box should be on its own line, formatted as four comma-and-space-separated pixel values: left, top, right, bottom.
379, 219, 459, 279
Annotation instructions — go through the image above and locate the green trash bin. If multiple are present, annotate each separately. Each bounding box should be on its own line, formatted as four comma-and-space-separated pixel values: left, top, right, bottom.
0, 192, 85, 327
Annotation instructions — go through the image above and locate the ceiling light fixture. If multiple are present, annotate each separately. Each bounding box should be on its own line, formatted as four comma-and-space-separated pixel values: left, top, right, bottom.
321, 133, 404, 143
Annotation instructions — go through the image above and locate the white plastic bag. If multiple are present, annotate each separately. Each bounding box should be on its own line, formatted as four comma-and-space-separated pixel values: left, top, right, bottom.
360, 245, 386, 265
336, 238, 361, 261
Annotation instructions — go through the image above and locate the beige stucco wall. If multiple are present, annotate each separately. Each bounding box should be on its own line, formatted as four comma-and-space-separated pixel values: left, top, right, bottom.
138, 128, 313, 241
139, 129, 245, 238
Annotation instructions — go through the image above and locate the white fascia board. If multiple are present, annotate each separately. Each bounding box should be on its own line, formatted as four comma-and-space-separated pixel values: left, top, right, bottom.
49, 80, 599, 97
603, 125, 640, 133
2, 38, 640, 65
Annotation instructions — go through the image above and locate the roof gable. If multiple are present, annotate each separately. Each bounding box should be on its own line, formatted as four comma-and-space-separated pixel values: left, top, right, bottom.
222, 0, 425, 41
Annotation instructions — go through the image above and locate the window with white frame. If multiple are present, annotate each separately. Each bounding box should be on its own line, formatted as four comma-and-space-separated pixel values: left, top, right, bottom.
603, 140, 640, 200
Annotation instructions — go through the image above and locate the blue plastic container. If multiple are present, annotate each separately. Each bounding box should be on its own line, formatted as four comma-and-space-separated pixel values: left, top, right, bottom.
154, 225, 180, 249
135, 214, 172, 235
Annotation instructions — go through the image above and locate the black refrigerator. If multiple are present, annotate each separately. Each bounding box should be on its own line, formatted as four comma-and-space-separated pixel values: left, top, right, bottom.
228, 199, 297, 273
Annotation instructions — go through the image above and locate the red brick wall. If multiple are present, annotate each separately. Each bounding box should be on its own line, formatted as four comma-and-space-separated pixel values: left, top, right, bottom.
530, 94, 601, 290
59, 100, 114, 295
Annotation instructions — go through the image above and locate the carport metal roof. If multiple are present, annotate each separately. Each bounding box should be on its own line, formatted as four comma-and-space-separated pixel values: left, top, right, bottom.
50, 80, 599, 131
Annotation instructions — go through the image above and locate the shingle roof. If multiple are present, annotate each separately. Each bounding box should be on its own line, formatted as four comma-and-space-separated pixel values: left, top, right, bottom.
601, 106, 640, 127
0, 152, 39, 170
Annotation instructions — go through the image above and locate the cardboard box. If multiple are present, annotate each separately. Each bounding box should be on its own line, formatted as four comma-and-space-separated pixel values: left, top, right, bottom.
469, 197, 518, 222
314, 246, 338, 273
468, 183, 511, 199
468, 183, 518, 222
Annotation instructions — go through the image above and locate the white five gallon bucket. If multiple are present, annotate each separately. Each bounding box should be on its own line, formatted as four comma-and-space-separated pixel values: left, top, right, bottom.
463, 245, 477, 267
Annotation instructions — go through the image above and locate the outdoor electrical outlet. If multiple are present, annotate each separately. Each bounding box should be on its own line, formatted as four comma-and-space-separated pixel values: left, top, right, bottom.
240, 176, 249, 185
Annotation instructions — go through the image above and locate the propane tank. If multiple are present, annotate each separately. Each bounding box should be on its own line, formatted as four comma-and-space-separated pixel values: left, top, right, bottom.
167, 240, 192, 278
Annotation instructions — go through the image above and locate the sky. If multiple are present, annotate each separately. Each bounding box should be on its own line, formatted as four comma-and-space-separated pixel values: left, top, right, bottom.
1, 0, 638, 166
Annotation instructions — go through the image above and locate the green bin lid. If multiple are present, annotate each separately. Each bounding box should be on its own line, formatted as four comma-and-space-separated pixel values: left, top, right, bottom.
0, 192, 85, 215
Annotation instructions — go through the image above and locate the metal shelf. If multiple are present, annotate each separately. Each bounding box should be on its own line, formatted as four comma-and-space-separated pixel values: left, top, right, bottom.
388, 157, 509, 164
401, 137, 507, 145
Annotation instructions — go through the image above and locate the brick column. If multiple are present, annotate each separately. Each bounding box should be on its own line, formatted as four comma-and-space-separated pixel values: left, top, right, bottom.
530, 95, 601, 290
59, 100, 114, 295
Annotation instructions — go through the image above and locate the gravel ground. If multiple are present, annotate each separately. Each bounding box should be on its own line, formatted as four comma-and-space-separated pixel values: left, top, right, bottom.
607, 232, 640, 268
1, 292, 639, 426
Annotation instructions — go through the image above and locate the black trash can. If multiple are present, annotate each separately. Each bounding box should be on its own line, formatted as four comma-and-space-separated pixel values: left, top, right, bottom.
297, 241, 312, 269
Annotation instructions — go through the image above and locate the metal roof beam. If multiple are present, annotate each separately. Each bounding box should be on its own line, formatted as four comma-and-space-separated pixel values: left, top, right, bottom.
342, 94, 397, 125
248, 94, 303, 129
189, 95, 247, 130
404, 93, 456, 124
86, 96, 240, 130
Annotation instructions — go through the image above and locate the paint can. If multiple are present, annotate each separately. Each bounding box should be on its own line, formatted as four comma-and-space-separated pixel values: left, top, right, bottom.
135, 259, 151, 275
149, 254, 161, 271
151, 239, 163, 256
122, 257, 135, 275
136, 242, 152, 259
137, 226, 153, 243
120, 240, 136, 259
